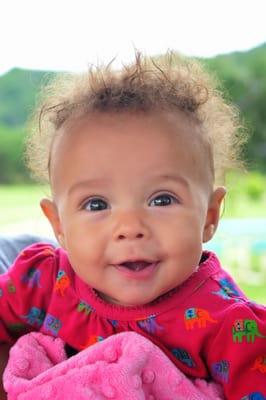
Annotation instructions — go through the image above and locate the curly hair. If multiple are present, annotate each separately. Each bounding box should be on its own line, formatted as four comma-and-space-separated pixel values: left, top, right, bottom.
25, 51, 247, 185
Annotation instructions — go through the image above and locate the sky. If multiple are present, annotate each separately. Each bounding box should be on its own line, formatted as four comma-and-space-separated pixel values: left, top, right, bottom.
0, 0, 266, 75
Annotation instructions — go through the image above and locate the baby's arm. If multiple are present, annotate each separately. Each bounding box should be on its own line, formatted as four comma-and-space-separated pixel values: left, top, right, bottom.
0, 343, 10, 400
0, 243, 57, 396
0, 235, 32, 400
0, 243, 56, 340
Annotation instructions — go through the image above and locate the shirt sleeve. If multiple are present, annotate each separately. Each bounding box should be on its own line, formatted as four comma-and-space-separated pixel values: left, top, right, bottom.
207, 301, 266, 399
0, 243, 57, 344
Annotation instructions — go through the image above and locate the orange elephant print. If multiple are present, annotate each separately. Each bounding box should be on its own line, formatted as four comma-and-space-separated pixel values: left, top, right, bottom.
184, 308, 218, 330
54, 270, 70, 296
251, 355, 266, 373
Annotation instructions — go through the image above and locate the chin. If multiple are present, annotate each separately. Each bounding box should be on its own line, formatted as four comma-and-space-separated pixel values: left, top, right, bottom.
105, 292, 149, 307
118, 295, 157, 307
113, 298, 147, 307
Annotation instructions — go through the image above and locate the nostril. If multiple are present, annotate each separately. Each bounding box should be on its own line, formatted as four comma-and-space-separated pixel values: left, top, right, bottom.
117, 233, 144, 240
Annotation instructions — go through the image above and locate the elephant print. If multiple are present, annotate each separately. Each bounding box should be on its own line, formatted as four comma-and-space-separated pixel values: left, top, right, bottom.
43, 313, 62, 336
184, 308, 217, 330
7, 279, 16, 294
211, 360, 229, 383
137, 314, 164, 334
241, 392, 266, 400
21, 267, 42, 288
54, 270, 70, 296
251, 355, 266, 373
232, 319, 266, 343
22, 307, 46, 327
172, 348, 195, 368
77, 300, 93, 316
80, 335, 104, 350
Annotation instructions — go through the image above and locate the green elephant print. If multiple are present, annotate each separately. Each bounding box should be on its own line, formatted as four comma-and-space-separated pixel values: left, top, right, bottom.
232, 319, 266, 343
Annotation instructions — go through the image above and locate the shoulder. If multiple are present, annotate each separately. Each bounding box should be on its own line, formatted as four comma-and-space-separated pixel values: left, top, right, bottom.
0, 243, 72, 327
207, 300, 266, 363
0, 234, 53, 273
7, 242, 71, 284
198, 252, 249, 303
205, 294, 266, 347
184, 252, 266, 322
11, 242, 56, 267
222, 300, 266, 323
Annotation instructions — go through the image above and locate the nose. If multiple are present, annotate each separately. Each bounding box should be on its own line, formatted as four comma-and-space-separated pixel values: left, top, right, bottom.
112, 210, 151, 241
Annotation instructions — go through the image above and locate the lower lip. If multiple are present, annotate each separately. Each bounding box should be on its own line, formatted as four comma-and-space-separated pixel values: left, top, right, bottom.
114, 262, 159, 280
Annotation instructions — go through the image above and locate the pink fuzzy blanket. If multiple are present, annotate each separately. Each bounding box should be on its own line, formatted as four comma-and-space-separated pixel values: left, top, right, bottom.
3, 332, 224, 399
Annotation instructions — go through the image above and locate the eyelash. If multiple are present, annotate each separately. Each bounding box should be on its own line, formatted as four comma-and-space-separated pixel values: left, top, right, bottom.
81, 193, 179, 212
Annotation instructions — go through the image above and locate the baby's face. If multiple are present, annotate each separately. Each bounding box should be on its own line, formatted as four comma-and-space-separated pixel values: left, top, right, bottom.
42, 111, 225, 306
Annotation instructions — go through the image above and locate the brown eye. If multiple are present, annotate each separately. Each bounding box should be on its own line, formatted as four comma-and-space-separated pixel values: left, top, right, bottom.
149, 194, 177, 207
83, 198, 109, 211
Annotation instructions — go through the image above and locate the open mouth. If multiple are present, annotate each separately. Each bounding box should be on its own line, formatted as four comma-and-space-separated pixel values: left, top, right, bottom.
119, 261, 152, 271
114, 259, 159, 279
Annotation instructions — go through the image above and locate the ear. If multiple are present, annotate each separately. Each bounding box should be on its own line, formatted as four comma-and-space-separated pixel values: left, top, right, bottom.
40, 198, 66, 248
203, 187, 226, 243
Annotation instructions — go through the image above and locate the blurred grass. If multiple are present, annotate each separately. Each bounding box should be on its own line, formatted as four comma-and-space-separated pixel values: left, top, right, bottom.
1, 172, 266, 222
0, 184, 53, 236
240, 284, 266, 304
0, 184, 50, 225
223, 171, 266, 217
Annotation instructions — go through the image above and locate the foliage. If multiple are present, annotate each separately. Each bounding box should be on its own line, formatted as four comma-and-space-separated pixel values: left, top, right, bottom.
202, 43, 266, 171
0, 69, 54, 183
0, 125, 29, 183
241, 172, 266, 201
0, 68, 53, 126
0, 44, 265, 183
223, 171, 266, 217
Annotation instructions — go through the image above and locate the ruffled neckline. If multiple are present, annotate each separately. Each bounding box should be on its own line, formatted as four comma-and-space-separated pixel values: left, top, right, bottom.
74, 251, 221, 321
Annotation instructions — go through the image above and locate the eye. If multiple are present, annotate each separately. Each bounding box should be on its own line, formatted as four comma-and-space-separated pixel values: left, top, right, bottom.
82, 197, 109, 212
149, 193, 178, 207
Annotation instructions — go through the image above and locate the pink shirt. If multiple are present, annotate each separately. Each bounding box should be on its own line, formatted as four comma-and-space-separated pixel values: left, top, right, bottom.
0, 243, 265, 399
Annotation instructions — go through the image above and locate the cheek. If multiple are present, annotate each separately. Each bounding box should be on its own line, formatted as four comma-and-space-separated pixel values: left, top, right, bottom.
160, 215, 203, 256
64, 224, 106, 265
160, 211, 202, 237
71, 239, 103, 264
67, 242, 104, 286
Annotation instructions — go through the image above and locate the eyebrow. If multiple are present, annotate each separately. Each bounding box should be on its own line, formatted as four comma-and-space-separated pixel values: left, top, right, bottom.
68, 178, 110, 196
152, 174, 189, 188
68, 173, 189, 197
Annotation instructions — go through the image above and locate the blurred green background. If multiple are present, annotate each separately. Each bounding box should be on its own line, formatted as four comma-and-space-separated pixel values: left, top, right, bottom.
0, 44, 265, 303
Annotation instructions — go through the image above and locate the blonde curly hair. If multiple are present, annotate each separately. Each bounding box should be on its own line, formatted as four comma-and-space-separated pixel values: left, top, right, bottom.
26, 51, 246, 185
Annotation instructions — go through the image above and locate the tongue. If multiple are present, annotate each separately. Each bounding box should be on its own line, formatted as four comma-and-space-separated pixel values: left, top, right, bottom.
122, 261, 150, 271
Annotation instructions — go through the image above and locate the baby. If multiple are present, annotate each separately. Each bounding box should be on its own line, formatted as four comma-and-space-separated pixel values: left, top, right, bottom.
0, 52, 265, 399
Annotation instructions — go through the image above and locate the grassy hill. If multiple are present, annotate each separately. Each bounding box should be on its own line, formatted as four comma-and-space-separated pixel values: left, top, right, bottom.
203, 43, 266, 170
0, 44, 265, 183
0, 44, 265, 129
0, 68, 54, 126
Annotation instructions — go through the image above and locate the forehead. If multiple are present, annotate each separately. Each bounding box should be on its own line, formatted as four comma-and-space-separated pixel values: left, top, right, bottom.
50, 111, 213, 193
